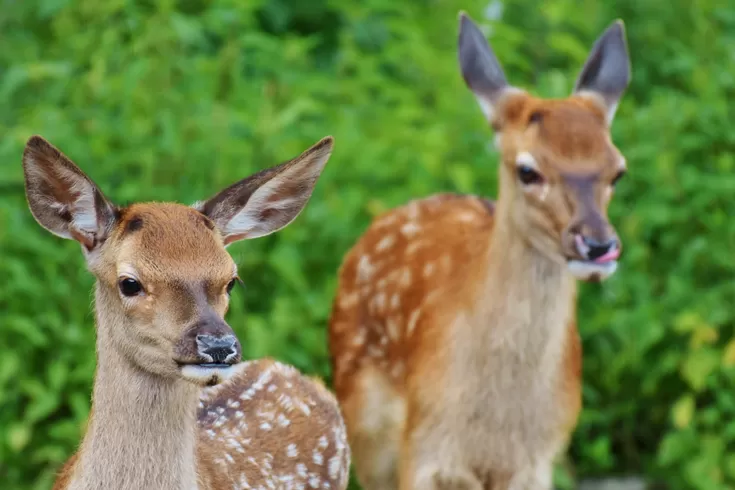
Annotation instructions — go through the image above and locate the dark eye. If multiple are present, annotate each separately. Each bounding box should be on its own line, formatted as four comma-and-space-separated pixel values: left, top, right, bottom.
226, 278, 238, 295
119, 278, 143, 297
611, 170, 626, 187
517, 165, 544, 185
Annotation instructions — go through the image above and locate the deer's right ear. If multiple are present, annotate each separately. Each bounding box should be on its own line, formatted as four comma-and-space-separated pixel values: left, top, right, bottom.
22, 136, 117, 251
458, 12, 515, 122
195, 136, 334, 246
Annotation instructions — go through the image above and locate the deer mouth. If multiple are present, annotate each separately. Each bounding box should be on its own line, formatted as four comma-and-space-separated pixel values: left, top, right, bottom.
177, 361, 238, 386
194, 362, 232, 368
566, 258, 618, 282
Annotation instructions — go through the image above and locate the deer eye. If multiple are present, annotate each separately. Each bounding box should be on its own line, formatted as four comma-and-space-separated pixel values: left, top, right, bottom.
611, 170, 626, 187
517, 165, 544, 185
226, 278, 238, 295
119, 278, 143, 297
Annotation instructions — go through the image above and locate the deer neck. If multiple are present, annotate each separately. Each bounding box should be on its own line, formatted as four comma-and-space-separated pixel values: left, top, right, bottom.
464, 199, 576, 368
68, 286, 201, 490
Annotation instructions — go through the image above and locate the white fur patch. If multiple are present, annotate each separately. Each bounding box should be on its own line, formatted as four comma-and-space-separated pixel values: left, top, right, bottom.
180, 365, 236, 385
567, 260, 618, 281
515, 151, 538, 169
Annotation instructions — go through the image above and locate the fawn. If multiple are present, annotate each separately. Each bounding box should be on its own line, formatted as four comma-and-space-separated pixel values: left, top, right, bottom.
22, 135, 350, 490
328, 12, 631, 490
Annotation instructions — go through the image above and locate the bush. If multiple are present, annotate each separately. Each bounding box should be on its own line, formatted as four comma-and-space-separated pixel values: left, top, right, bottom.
1, 0, 734, 489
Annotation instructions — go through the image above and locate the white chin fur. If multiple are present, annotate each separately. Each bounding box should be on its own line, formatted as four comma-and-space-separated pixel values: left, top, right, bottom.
180, 365, 236, 385
567, 260, 618, 281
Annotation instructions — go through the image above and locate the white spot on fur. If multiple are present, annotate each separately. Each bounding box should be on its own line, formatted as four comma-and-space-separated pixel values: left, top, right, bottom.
287, 443, 299, 458
423, 262, 435, 278
357, 255, 375, 282
398, 268, 412, 288
338, 291, 359, 309
406, 239, 426, 255
390, 294, 400, 310
313, 450, 324, 465
386, 318, 400, 341
456, 212, 476, 223
371, 292, 386, 313
375, 235, 396, 252
374, 213, 398, 229
401, 222, 420, 237
328, 456, 341, 480
406, 309, 421, 336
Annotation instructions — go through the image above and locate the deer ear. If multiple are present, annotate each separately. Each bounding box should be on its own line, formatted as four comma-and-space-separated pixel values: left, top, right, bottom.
22, 136, 117, 252
573, 20, 631, 123
195, 136, 334, 246
458, 11, 517, 122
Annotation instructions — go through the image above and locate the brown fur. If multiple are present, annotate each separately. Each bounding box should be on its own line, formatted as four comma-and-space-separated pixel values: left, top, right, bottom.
23, 135, 350, 490
328, 15, 630, 490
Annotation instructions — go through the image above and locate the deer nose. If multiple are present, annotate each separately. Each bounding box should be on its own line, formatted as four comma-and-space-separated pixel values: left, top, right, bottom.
574, 234, 620, 263
195, 334, 238, 364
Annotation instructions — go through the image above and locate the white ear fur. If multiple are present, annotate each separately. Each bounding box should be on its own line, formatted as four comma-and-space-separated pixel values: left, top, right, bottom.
22, 136, 116, 252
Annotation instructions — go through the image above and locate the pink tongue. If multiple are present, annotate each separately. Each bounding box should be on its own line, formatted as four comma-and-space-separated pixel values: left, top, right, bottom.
595, 247, 620, 263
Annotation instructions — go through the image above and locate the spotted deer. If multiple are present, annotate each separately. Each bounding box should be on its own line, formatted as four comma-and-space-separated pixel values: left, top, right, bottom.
22, 135, 350, 490
329, 12, 631, 490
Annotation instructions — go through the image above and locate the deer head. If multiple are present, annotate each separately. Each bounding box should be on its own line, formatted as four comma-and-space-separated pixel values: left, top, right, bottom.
23, 135, 333, 386
458, 13, 631, 281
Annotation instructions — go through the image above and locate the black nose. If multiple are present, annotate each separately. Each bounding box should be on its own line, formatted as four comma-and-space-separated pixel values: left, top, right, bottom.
196, 334, 238, 364
580, 236, 618, 261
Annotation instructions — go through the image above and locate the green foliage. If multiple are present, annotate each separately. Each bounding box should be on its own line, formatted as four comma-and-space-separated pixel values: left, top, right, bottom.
1, 0, 734, 489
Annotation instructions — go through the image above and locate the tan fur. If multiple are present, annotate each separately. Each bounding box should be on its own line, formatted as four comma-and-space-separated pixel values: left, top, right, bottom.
329, 17, 630, 490
23, 135, 350, 490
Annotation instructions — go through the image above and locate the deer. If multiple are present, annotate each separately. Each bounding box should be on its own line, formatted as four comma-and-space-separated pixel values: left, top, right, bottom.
21, 134, 351, 490
328, 12, 631, 490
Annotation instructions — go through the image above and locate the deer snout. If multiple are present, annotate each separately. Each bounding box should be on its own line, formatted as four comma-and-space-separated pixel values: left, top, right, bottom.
563, 212, 621, 263
573, 234, 620, 263
563, 217, 621, 282
175, 314, 242, 367
196, 334, 239, 364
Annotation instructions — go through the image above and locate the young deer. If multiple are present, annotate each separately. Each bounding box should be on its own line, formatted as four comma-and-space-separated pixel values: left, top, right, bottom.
22, 135, 350, 490
329, 13, 631, 490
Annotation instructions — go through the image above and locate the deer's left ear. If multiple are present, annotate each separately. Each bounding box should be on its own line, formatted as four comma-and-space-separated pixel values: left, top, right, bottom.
573, 20, 631, 124
194, 137, 334, 246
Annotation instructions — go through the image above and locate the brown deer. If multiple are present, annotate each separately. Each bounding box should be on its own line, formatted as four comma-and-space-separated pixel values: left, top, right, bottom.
328, 12, 631, 490
22, 135, 351, 490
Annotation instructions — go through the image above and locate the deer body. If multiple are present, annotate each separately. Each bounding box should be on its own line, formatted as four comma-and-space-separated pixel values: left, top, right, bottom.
329, 14, 630, 490
22, 136, 350, 490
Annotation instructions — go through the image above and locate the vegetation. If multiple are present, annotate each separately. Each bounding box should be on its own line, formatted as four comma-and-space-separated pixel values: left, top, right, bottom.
1, 0, 734, 488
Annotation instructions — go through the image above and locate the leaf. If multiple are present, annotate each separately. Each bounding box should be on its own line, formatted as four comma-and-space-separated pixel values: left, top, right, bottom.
7, 424, 31, 452
680, 348, 720, 392
723, 339, 735, 367
672, 394, 696, 429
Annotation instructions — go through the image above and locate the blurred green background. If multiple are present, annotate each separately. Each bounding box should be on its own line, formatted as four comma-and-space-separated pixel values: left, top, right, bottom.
1, 0, 734, 489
